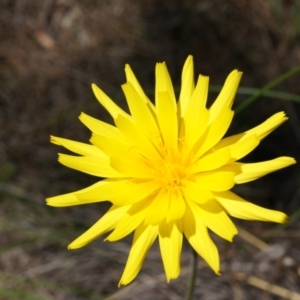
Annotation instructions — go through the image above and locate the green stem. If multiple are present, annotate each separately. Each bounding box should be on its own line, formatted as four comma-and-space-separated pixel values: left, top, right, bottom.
235, 65, 300, 113
184, 249, 198, 300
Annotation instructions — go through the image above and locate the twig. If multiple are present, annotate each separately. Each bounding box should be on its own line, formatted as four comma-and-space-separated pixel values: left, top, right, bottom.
237, 226, 268, 251
233, 272, 300, 300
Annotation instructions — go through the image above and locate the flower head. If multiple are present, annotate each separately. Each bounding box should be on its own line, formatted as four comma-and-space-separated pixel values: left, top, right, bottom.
47, 56, 295, 285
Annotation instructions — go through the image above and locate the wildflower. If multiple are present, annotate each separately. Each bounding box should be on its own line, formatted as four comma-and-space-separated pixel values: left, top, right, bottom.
47, 56, 295, 285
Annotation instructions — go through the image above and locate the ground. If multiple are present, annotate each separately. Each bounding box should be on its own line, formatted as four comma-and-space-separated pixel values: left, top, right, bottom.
1, 0, 300, 299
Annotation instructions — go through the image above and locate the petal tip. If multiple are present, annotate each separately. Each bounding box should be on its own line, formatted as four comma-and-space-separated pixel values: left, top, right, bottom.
281, 214, 289, 225
118, 280, 127, 287
45, 199, 51, 206
78, 112, 85, 119
68, 242, 81, 250
91, 83, 99, 94
50, 135, 59, 145
186, 55, 193, 62
234, 69, 243, 76
67, 244, 74, 250
229, 232, 238, 242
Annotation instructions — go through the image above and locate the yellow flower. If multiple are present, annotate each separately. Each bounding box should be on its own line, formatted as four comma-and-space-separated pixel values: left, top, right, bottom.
47, 56, 295, 286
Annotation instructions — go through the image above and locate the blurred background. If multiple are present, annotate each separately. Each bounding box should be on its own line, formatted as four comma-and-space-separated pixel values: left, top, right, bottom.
1, 0, 300, 299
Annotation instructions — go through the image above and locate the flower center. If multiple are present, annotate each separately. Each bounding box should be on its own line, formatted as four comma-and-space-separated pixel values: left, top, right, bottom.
151, 148, 190, 189
161, 161, 185, 187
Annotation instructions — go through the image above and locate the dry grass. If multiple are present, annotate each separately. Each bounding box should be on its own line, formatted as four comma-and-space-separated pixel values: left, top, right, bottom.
1, 0, 300, 299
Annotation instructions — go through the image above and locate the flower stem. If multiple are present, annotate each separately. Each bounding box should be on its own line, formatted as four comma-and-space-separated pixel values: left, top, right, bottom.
184, 249, 198, 300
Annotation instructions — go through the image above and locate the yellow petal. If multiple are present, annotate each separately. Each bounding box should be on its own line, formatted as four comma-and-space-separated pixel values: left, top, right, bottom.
214, 191, 288, 223
124, 64, 159, 124
245, 111, 288, 141
217, 162, 242, 174
51, 135, 107, 157
114, 114, 162, 161
76, 179, 160, 206
121, 82, 162, 147
213, 133, 244, 152
79, 112, 122, 140
189, 147, 231, 173
228, 134, 259, 161
178, 55, 194, 117
119, 223, 158, 286
156, 91, 178, 151
47, 180, 127, 207
144, 189, 169, 225
213, 112, 288, 151
90, 133, 130, 158
166, 189, 186, 223
46, 192, 77, 207
155, 62, 176, 103
195, 171, 235, 191
124, 64, 150, 105
183, 201, 220, 274
211, 134, 259, 163
58, 154, 121, 178
180, 75, 209, 148
183, 75, 208, 119
181, 108, 209, 151
235, 157, 296, 184
110, 155, 152, 178
181, 180, 215, 204
91, 83, 128, 119
159, 220, 182, 281
194, 108, 234, 159
68, 204, 130, 249
189, 200, 237, 241
106, 198, 150, 241
209, 70, 242, 124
